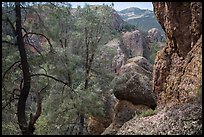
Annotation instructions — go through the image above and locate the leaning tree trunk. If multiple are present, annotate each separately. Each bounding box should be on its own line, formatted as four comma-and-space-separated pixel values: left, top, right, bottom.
15, 2, 42, 135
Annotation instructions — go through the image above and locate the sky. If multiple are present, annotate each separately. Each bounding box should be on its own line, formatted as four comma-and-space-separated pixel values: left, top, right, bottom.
69, 2, 153, 11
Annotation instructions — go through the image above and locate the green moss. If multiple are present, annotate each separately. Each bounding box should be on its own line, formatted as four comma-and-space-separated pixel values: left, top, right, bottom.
197, 85, 202, 97
139, 109, 157, 117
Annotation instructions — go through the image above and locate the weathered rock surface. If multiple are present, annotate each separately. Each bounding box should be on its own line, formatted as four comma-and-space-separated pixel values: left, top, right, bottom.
147, 28, 162, 42
117, 102, 202, 135
122, 30, 144, 57
126, 56, 153, 73
109, 30, 150, 75
152, 2, 202, 106
112, 56, 156, 109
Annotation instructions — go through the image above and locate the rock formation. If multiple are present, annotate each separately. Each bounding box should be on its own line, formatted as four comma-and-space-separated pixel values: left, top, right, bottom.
112, 56, 156, 109
122, 30, 144, 58
152, 2, 202, 106
101, 56, 157, 135
147, 28, 162, 42
110, 29, 151, 75
113, 2, 202, 135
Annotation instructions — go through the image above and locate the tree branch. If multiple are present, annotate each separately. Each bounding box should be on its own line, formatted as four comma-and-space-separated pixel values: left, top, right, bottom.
29, 92, 42, 125
24, 36, 44, 57
2, 40, 16, 46
23, 32, 54, 53
30, 73, 68, 85
2, 60, 21, 81
2, 97, 19, 110
6, 16, 16, 35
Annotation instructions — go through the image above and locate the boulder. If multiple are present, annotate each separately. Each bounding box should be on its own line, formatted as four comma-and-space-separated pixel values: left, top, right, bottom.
126, 56, 153, 72
112, 57, 156, 109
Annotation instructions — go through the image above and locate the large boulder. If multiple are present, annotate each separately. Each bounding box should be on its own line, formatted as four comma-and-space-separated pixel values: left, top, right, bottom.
152, 2, 202, 106
112, 56, 156, 109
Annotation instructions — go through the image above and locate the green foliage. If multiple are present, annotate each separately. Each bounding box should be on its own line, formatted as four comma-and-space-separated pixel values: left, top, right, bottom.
149, 42, 160, 64
197, 85, 202, 98
2, 122, 20, 135
139, 109, 157, 117
121, 22, 136, 32
2, 2, 119, 135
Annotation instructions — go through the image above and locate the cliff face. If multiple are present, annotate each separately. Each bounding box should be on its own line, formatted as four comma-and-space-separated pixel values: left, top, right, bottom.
152, 2, 202, 106
153, 2, 202, 58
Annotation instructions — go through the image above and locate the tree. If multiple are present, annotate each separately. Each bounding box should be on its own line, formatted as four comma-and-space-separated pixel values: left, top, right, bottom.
15, 2, 41, 135
2, 2, 117, 135
74, 4, 115, 134
2, 2, 66, 134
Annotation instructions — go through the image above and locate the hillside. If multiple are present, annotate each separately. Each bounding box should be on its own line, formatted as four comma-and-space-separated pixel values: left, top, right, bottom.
118, 7, 164, 34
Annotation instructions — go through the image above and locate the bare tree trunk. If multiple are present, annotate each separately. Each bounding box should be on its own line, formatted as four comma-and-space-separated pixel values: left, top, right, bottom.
15, 2, 42, 135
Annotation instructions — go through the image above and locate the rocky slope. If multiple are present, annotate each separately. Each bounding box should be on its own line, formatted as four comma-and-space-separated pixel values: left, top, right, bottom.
102, 2, 202, 135
117, 102, 202, 135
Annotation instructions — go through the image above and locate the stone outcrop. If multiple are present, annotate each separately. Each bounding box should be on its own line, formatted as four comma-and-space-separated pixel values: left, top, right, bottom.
110, 29, 151, 75
126, 56, 153, 73
122, 30, 144, 58
152, 2, 202, 106
112, 56, 156, 109
147, 28, 162, 42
